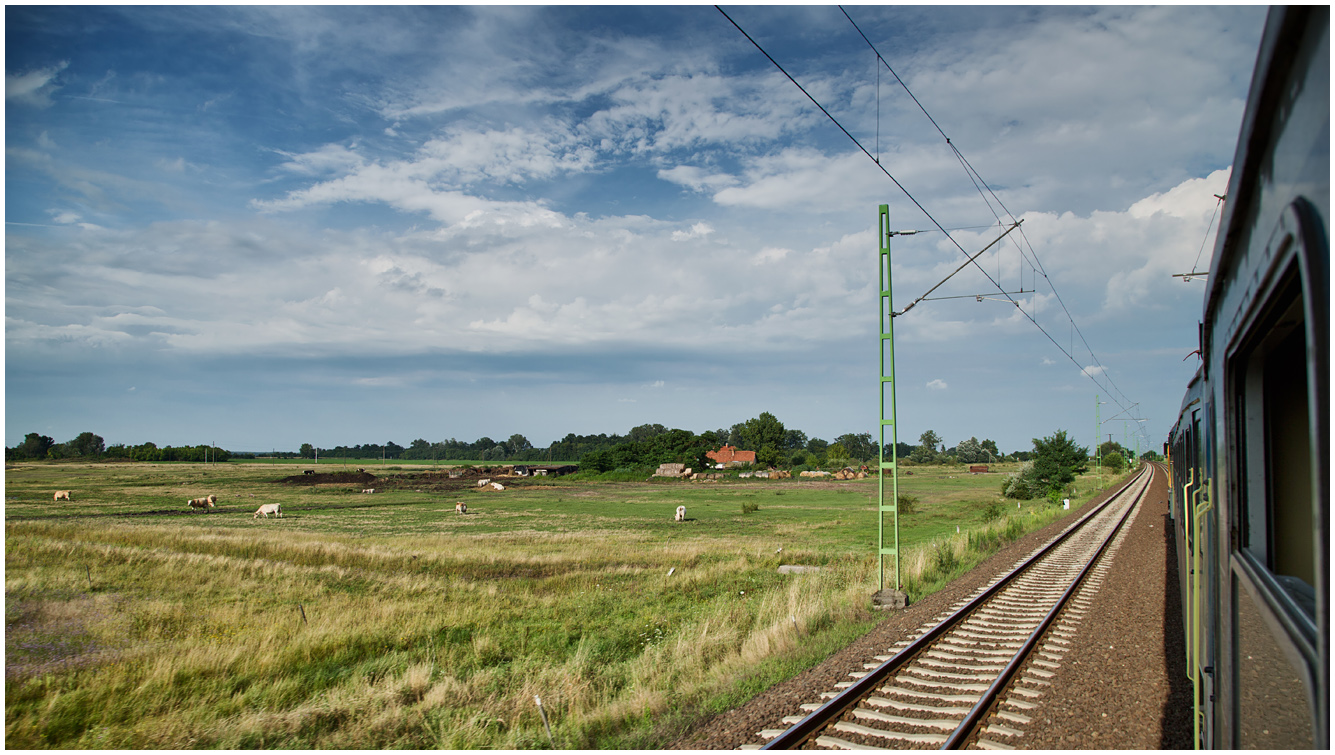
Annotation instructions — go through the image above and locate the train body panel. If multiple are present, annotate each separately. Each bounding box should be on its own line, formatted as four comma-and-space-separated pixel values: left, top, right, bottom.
1169, 6, 1328, 749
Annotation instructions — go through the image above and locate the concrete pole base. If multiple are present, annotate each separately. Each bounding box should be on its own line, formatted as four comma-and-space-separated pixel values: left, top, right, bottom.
872, 588, 909, 610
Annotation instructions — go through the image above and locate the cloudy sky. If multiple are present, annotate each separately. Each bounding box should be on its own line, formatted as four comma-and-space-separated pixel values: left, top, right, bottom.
6, 5, 1267, 455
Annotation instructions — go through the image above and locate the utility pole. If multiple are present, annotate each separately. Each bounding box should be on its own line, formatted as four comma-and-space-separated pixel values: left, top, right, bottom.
1095, 395, 1103, 488
874, 204, 907, 610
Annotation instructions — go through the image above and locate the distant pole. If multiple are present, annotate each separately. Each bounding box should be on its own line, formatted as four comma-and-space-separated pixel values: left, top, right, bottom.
1095, 395, 1102, 488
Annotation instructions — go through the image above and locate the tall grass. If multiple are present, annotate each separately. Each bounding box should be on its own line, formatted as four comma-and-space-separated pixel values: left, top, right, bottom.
5, 521, 876, 748
6, 461, 1116, 748
896, 506, 1065, 601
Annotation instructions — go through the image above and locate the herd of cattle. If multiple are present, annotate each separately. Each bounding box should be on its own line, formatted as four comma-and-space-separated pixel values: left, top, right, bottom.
46, 489, 476, 520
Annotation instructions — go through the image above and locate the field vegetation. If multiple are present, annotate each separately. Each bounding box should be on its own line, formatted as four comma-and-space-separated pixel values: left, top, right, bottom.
6, 459, 1119, 748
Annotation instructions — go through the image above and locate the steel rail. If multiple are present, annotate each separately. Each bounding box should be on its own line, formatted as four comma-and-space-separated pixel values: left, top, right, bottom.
761, 466, 1150, 750
942, 464, 1153, 748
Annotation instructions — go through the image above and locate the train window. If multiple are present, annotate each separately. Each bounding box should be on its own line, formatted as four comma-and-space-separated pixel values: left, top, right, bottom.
1235, 579, 1316, 747
1233, 269, 1317, 617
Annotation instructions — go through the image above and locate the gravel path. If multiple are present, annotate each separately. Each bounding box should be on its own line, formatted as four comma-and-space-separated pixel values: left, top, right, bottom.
673, 468, 1190, 749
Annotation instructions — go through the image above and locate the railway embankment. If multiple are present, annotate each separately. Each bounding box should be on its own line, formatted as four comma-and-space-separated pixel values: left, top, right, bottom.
675, 467, 1190, 749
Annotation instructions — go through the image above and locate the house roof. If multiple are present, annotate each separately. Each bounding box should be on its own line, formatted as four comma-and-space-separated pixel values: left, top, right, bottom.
706, 444, 756, 464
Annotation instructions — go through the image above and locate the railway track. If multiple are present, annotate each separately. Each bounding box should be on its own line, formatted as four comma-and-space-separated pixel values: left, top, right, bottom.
748, 465, 1157, 750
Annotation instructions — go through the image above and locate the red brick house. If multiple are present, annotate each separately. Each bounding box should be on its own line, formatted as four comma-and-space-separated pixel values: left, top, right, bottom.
707, 444, 756, 467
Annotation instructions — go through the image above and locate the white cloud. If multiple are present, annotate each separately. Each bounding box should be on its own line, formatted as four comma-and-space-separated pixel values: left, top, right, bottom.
658, 166, 738, 194
1081, 365, 1106, 378
671, 222, 714, 241
753, 247, 789, 265
927, 379, 948, 390
6, 62, 68, 108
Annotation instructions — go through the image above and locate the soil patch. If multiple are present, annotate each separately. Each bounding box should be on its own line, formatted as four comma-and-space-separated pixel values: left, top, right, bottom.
274, 471, 378, 486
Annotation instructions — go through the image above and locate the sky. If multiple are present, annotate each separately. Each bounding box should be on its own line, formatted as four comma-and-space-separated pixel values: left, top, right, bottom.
5, 5, 1268, 455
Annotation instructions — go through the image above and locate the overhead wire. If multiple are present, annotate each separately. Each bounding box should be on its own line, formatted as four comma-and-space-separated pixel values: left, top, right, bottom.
838, 6, 1142, 417
1189, 193, 1225, 276
719, 5, 1146, 426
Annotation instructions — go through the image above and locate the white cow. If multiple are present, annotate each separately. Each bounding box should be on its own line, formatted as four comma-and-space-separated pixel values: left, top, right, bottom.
675, 505, 686, 522
362, 488, 375, 494
455, 501, 467, 514
490, 482, 505, 491
53, 490, 71, 501
477, 478, 491, 487
253, 503, 282, 519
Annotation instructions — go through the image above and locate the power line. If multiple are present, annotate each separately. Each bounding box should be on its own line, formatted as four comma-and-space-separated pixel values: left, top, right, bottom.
837, 6, 1141, 410
715, 7, 1118, 391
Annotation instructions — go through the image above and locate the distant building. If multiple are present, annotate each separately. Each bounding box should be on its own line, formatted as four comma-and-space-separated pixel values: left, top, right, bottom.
707, 444, 756, 467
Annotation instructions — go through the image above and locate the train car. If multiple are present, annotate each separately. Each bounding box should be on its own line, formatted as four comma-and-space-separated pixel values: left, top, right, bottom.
1167, 5, 1328, 749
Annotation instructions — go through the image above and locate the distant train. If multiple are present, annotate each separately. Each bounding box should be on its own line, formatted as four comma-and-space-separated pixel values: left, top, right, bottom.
1166, 6, 1327, 749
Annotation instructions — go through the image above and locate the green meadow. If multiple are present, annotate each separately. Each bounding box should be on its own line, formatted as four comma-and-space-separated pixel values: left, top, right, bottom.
5, 460, 1117, 748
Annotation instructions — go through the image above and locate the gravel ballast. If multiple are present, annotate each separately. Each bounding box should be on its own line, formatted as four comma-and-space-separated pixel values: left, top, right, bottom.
674, 468, 1190, 749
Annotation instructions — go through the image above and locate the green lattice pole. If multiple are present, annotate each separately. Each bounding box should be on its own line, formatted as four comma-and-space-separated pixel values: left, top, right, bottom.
1095, 394, 1102, 488
878, 204, 900, 592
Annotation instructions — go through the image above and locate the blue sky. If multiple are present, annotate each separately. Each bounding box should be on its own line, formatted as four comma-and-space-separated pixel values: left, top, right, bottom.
6, 5, 1266, 455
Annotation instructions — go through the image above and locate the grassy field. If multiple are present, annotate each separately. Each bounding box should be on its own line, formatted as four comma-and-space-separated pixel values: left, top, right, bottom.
5, 459, 1117, 748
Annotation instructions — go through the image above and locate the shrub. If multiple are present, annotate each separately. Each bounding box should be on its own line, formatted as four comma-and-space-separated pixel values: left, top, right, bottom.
1001, 462, 1038, 500
931, 542, 958, 573
1102, 451, 1125, 473
981, 501, 1004, 522
741, 501, 759, 514
896, 494, 918, 515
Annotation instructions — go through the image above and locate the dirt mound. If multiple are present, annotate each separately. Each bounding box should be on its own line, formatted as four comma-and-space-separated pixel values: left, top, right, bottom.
275, 471, 377, 486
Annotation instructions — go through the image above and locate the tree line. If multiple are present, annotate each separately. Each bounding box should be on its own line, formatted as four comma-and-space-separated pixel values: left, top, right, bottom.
5, 432, 231, 463
9, 416, 1148, 471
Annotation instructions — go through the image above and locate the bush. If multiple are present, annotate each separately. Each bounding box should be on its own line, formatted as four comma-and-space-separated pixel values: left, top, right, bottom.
741, 501, 759, 514
1001, 462, 1038, 500
1102, 451, 1125, 473
932, 542, 958, 573
896, 494, 918, 515
981, 501, 1004, 522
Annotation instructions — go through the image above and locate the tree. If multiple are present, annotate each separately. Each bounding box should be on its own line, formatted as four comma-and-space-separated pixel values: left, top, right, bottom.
1030, 430, 1089, 496
726, 424, 744, 448
955, 437, 993, 464
1103, 451, 1126, 473
806, 437, 828, 456
507, 434, 534, 453
300, 443, 315, 459
909, 430, 942, 463
1099, 440, 1127, 459
981, 439, 1000, 459
627, 424, 667, 443
739, 412, 786, 452
834, 432, 876, 462
783, 429, 808, 451
826, 442, 849, 466
9, 432, 54, 460
68, 432, 105, 457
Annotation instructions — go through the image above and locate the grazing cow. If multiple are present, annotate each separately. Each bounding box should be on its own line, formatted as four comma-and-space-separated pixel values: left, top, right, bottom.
188, 497, 215, 511
455, 501, 467, 514
362, 488, 375, 494
675, 505, 686, 522
477, 478, 491, 487
357, 468, 365, 473
254, 503, 282, 519
490, 482, 505, 491
206, 494, 218, 505
53, 490, 71, 501
303, 470, 314, 475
